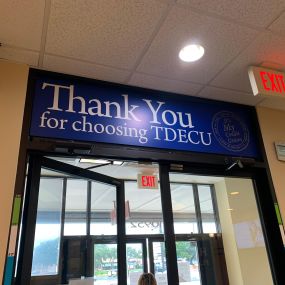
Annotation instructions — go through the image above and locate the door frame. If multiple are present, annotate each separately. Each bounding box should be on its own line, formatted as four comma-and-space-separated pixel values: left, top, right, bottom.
125, 237, 148, 274
16, 155, 126, 285
13, 153, 285, 285
168, 162, 285, 285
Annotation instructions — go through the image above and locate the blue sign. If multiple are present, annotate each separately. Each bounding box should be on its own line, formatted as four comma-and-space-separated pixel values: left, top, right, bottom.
30, 76, 260, 158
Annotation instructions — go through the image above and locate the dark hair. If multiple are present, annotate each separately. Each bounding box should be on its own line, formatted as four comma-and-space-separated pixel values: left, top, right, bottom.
138, 273, 157, 285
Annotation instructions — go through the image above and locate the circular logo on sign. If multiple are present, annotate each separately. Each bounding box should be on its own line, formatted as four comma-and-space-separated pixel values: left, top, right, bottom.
212, 111, 249, 152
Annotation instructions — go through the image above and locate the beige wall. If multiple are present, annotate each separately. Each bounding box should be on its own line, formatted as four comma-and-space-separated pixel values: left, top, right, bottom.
0, 60, 28, 283
256, 107, 285, 224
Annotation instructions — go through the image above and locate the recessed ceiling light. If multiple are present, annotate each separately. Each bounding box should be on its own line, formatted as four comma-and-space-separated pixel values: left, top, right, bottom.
227, 208, 234, 211
230, 191, 240, 195
179, 44, 205, 62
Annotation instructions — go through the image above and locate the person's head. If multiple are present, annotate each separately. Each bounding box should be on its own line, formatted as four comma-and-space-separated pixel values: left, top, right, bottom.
138, 273, 157, 285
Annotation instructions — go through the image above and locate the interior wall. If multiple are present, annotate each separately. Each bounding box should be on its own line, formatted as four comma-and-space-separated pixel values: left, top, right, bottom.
0, 61, 282, 284
0, 60, 29, 283
215, 178, 274, 285
256, 106, 285, 224
214, 180, 244, 285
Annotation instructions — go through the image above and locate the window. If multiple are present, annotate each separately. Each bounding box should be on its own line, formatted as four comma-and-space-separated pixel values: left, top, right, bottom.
31, 177, 63, 276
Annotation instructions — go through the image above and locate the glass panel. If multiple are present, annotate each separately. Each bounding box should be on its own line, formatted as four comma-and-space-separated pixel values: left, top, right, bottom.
94, 244, 118, 285
126, 243, 144, 285
125, 164, 164, 235
64, 179, 87, 236
176, 241, 201, 285
214, 177, 274, 285
169, 174, 274, 284
169, 174, 198, 234
152, 242, 168, 285
198, 185, 217, 233
91, 182, 117, 235
31, 176, 63, 276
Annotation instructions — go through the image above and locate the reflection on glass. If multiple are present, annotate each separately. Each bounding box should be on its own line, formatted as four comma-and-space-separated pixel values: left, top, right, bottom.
126, 243, 143, 285
31, 177, 63, 276
64, 179, 88, 236
94, 244, 118, 285
176, 241, 201, 285
91, 182, 117, 235
215, 177, 274, 285
170, 183, 198, 234
152, 242, 168, 285
198, 185, 217, 233
125, 180, 164, 235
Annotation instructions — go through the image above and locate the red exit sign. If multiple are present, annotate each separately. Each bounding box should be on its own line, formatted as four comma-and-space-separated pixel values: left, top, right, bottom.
249, 66, 285, 98
137, 174, 158, 189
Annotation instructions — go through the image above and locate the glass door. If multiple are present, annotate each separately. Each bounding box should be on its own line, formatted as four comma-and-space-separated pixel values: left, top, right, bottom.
125, 237, 169, 285
126, 240, 146, 285
169, 170, 276, 285
93, 241, 118, 285
16, 156, 279, 285
148, 238, 168, 285
175, 239, 201, 285
16, 155, 124, 285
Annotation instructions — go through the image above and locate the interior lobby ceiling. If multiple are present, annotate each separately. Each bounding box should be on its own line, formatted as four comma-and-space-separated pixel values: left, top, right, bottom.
43, 156, 225, 183
1, 0, 285, 110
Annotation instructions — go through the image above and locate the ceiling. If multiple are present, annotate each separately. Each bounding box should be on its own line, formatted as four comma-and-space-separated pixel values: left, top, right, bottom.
2, 0, 285, 110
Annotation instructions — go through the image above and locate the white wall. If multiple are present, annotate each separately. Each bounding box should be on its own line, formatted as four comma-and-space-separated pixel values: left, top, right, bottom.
215, 178, 274, 285
215, 180, 244, 285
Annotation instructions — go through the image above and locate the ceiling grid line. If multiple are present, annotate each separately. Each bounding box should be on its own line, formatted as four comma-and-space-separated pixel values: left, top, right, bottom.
0, 44, 38, 53
44, 52, 132, 72
199, 30, 264, 90
175, 2, 285, 42
38, 0, 51, 68
265, 7, 285, 29
124, 3, 175, 84
133, 70, 203, 86
175, 2, 266, 32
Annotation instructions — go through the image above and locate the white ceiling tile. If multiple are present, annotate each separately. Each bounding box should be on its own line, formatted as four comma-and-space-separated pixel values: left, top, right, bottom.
0, 0, 45, 50
0, 46, 39, 66
43, 55, 131, 83
128, 72, 202, 95
258, 97, 285, 111
211, 31, 285, 93
137, 6, 258, 84
177, 0, 285, 28
197, 86, 263, 106
45, 0, 168, 69
268, 12, 285, 35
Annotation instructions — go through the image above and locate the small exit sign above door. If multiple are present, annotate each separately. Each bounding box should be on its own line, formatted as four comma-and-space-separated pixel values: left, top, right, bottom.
137, 174, 158, 189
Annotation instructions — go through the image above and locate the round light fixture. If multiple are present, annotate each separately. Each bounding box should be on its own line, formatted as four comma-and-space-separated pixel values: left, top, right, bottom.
179, 44, 205, 62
